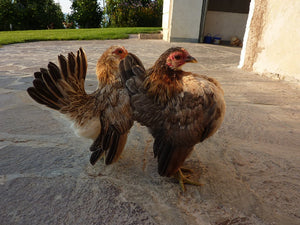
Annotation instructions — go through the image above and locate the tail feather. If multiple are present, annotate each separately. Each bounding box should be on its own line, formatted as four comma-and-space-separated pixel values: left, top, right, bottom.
48, 62, 62, 80
27, 47, 88, 111
77, 48, 87, 87
33, 71, 43, 79
40, 68, 49, 77
27, 87, 61, 110
41, 70, 64, 99
58, 54, 68, 80
65, 49, 87, 93
31, 69, 66, 108
32, 79, 59, 102
68, 52, 76, 75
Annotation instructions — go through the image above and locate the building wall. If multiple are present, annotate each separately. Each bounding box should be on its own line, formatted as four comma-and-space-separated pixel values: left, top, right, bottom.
240, 0, 300, 81
162, 0, 203, 43
162, 0, 171, 42
204, 11, 248, 41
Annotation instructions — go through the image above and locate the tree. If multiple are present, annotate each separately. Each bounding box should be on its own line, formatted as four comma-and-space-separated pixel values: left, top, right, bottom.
44, 0, 65, 29
105, 0, 163, 27
70, 0, 102, 28
0, 0, 64, 31
0, 0, 17, 30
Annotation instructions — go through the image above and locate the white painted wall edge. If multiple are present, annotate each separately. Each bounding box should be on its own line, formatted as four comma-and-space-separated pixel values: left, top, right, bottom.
238, 0, 255, 68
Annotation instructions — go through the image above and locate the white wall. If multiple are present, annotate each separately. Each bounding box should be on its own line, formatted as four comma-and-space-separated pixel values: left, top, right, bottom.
240, 0, 300, 81
162, 0, 171, 41
204, 11, 248, 41
163, 0, 203, 42
252, 0, 300, 81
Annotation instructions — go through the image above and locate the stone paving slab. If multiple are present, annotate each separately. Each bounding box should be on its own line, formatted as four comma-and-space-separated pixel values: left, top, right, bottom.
0, 39, 299, 225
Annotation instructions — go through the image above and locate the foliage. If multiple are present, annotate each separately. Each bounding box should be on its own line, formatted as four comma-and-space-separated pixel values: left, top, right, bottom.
0, 27, 162, 45
0, 0, 163, 30
105, 0, 163, 27
0, 0, 64, 31
0, 0, 15, 30
64, 14, 77, 29
70, 0, 102, 28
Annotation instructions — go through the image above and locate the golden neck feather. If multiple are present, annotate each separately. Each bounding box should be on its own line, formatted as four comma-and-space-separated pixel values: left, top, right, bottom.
144, 70, 184, 104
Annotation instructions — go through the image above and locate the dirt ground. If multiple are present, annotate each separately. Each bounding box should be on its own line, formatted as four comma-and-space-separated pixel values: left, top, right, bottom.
0, 39, 299, 225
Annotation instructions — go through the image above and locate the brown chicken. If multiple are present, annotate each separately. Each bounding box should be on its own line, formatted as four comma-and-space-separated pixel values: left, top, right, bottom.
120, 47, 226, 190
27, 46, 133, 165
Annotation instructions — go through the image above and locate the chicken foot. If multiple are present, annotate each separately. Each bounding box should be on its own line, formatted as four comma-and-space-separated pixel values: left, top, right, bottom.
175, 168, 203, 191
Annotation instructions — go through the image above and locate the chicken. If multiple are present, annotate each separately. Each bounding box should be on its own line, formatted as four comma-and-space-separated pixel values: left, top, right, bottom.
27, 46, 133, 165
120, 47, 226, 190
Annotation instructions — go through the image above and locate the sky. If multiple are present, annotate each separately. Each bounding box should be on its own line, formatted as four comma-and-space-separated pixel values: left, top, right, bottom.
54, 0, 72, 14
54, 0, 104, 14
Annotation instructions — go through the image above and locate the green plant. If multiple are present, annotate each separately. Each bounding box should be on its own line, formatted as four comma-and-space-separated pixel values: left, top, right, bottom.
70, 0, 102, 28
0, 0, 64, 31
105, 0, 163, 27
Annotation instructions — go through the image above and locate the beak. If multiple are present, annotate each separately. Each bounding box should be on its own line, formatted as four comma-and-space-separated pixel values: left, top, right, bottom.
185, 55, 198, 63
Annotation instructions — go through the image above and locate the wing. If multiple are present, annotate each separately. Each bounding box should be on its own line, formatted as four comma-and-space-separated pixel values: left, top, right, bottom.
165, 76, 225, 144
89, 124, 130, 165
119, 53, 146, 96
89, 81, 133, 165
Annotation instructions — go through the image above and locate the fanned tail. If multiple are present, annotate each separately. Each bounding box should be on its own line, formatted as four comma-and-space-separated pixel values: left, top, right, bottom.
27, 47, 88, 111
119, 53, 146, 95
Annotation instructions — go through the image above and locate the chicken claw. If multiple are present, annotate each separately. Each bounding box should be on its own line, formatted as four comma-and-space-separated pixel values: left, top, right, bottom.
175, 168, 203, 192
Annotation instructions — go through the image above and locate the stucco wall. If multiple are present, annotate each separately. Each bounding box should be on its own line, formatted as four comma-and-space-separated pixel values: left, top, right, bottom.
204, 11, 248, 41
241, 0, 300, 81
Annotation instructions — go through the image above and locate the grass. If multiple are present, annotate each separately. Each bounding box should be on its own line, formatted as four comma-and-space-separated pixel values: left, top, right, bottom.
0, 27, 161, 46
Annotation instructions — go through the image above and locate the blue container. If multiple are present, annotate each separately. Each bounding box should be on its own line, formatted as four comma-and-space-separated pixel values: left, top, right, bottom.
213, 36, 221, 45
204, 34, 213, 43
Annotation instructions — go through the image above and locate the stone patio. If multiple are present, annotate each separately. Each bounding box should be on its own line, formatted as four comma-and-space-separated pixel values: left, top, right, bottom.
0, 39, 299, 225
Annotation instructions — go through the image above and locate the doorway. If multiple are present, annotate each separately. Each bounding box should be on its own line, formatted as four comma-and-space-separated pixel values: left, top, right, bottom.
199, 0, 251, 45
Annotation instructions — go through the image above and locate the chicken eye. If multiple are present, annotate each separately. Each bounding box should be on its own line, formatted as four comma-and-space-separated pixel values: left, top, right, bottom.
118, 50, 123, 54
174, 55, 181, 60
